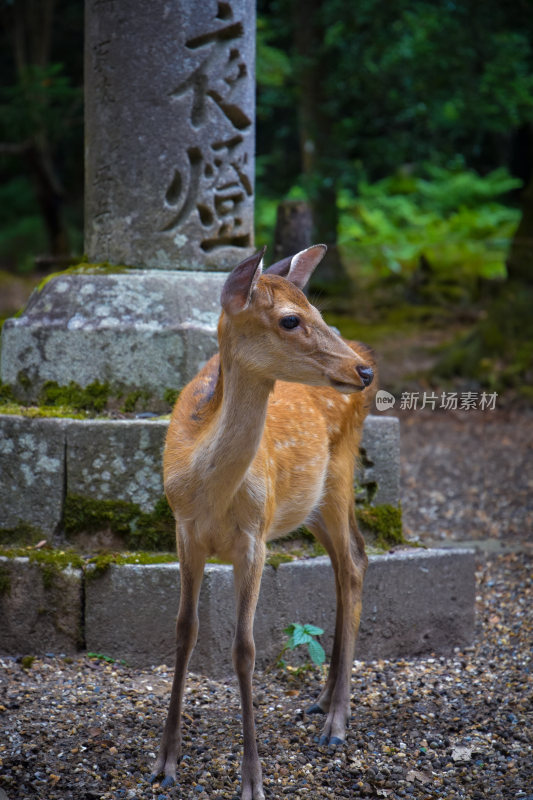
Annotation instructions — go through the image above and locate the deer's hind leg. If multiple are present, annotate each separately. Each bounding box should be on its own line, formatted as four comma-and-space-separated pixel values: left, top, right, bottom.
306, 498, 367, 747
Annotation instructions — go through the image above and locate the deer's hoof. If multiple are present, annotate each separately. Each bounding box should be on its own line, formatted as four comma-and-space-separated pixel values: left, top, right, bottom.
149, 773, 176, 789
317, 733, 344, 748
306, 703, 326, 715
329, 736, 344, 748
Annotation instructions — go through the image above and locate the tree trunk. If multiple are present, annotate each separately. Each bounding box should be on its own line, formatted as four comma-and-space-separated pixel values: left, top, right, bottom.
292, 0, 348, 292
507, 179, 533, 285
5, 0, 70, 259
25, 142, 69, 257
507, 123, 533, 285
273, 199, 313, 260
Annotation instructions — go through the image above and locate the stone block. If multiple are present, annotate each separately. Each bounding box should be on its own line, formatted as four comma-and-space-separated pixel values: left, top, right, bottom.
358, 548, 476, 659
0, 412, 400, 545
84, 549, 475, 675
357, 415, 400, 507
65, 418, 168, 511
85, 562, 237, 674
0, 415, 67, 538
85, 563, 180, 667
0, 557, 83, 655
1, 270, 226, 403
85, 0, 255, 270
257, 549, 475, 668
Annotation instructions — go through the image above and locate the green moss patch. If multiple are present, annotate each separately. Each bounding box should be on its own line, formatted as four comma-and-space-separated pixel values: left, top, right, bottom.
86, 551, 177, 579
0, 547, 85, 570
266, 528, 327, 565
39, 380, 111, 413
0, 547, 84, 594
0, 545, 178, 584
0, 402, 89, 419
0, 381, 16, 404
266, 552, 295, 569
0, 522, 44, 546
164, 388, 180, 407
355, 503, 405, 550
64, 494, 175, 551
0, 377, 179, 417
0, 563, 11, 596
34, 261, 133, 295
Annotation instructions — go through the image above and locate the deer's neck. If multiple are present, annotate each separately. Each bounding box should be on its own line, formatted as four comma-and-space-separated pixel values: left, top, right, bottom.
197, 349, 274, 509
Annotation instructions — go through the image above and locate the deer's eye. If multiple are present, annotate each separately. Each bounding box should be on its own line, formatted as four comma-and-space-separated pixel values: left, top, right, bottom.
280, 315, 300, 330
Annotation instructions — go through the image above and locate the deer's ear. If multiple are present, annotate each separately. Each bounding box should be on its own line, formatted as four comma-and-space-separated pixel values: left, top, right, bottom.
266, 244, 327, 289
288, 244, 327, 288
221, 247, 266, 315
263, 254, 292, 278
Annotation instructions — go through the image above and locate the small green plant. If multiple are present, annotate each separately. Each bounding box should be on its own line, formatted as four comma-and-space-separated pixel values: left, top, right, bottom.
87, 652, 127, 665
280, 622, 326, 669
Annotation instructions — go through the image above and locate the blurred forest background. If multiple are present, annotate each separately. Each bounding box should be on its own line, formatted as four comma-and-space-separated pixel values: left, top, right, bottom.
0, 0, 532, 400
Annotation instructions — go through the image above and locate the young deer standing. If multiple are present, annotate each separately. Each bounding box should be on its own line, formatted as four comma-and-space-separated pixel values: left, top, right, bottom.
151, 245, 376, 799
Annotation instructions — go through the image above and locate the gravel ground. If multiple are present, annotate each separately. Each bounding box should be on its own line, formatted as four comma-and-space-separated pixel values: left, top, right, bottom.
398, 407, 533, 545
1, 552, 531, 800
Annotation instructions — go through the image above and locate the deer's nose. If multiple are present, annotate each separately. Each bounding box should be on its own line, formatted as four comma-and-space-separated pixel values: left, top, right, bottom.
356, 365, 374, 387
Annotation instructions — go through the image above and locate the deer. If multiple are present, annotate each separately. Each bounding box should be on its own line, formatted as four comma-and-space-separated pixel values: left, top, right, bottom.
150, 244, 376, 800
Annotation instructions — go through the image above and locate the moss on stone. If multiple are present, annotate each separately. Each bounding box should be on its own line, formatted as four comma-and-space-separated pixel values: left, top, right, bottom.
0, 546, 84, 599
0, 381, 16, 404
34, 261, 134, 295
121, 389, 151, 413
1, 378, 177, 417
64, 494, 175, 551
0, 547, 85, 571
0, 522, 43, 546
0, 401, 89, 419
130, 497, 176, 551
0, 563, 11, 596
17, 371, 32, 392
355, 503, 405, 549
266, 552, 295, 570
164, 388, 181, 407
0, 544, 178, 585
86, 550, 178, 579
39, 380, 111, 413
265, 529, 327, 564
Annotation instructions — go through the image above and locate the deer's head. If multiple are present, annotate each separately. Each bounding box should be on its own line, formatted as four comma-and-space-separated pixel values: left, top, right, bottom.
219, 247, 374, 393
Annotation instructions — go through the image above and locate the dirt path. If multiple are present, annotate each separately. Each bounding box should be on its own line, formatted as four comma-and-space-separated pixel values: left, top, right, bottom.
397, 407, 533, 546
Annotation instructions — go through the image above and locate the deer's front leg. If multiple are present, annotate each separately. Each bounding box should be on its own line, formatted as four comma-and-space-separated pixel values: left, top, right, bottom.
232, 540, 266, 800
151, 538, 205, 787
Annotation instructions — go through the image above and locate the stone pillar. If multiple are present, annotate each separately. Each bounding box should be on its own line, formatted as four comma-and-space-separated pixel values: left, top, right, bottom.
0, 0, 256, 406
85, 0, 255, 270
